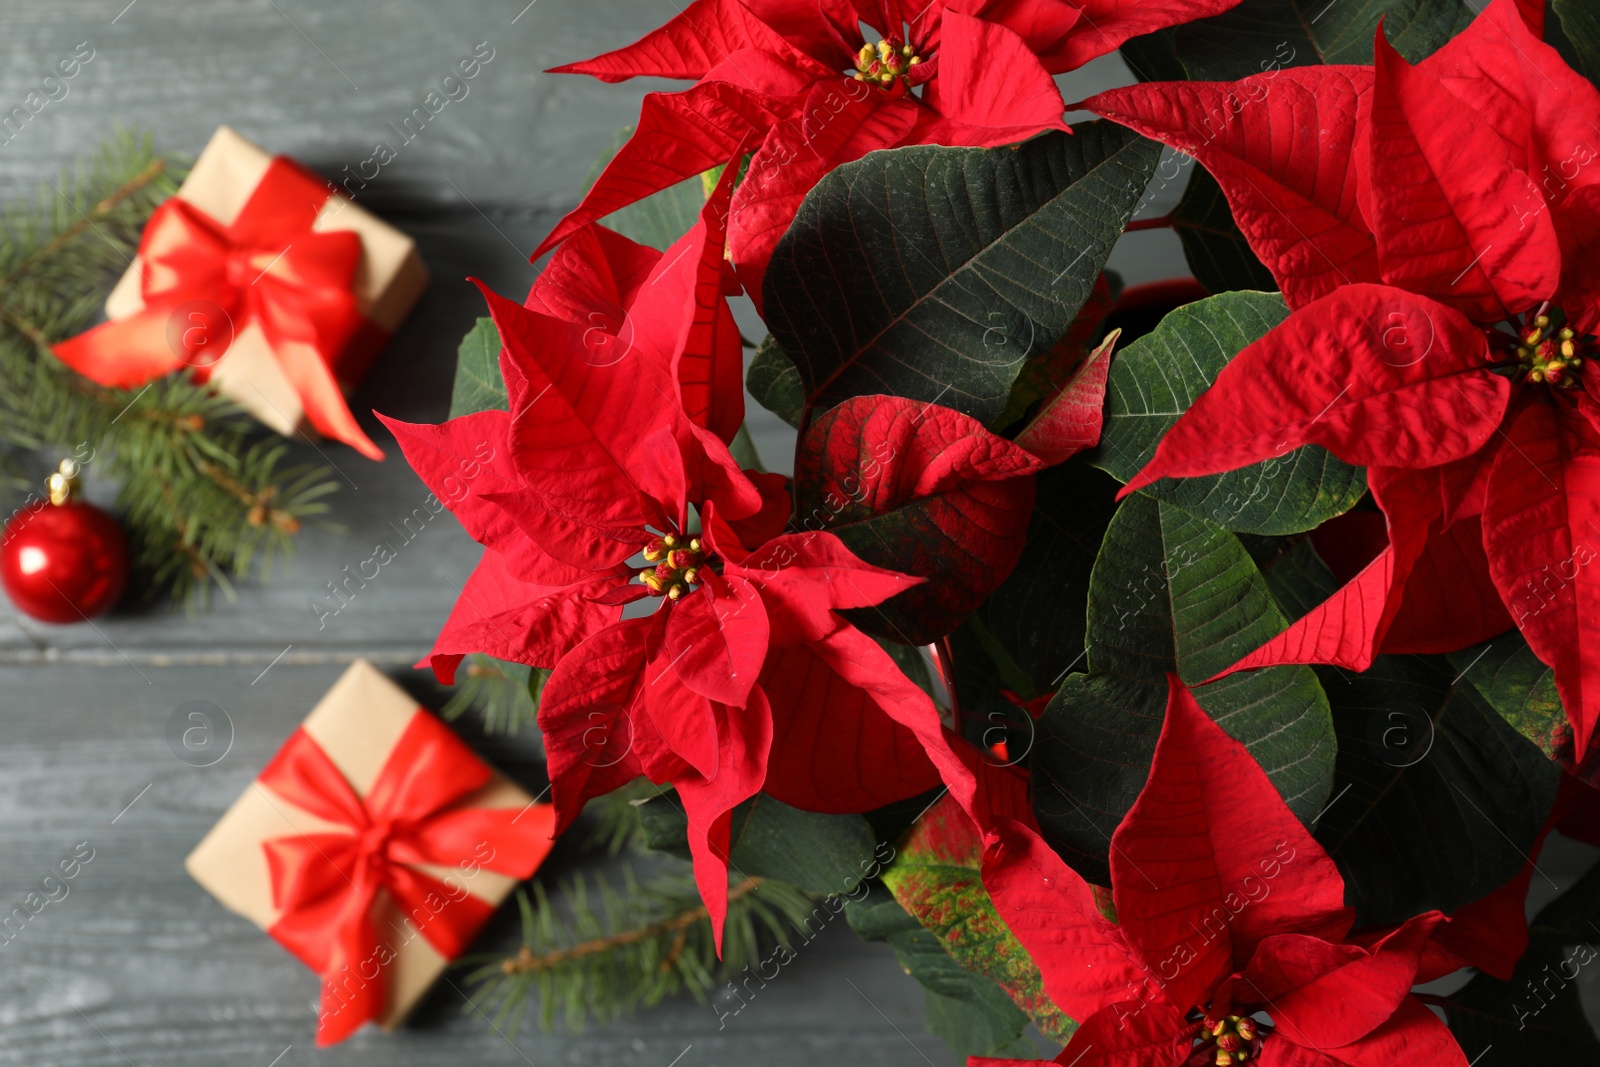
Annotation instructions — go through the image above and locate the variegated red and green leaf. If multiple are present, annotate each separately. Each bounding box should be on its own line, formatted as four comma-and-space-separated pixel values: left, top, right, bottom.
794, 394, 1045, 645
880, 791, 1077, 1044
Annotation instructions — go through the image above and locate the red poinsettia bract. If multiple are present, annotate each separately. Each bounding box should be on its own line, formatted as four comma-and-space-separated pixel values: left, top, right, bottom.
385, 190, 963, 937
955, 678, 1488, 1066
1086, 0, 1600, 765
539, 0, 1241, 296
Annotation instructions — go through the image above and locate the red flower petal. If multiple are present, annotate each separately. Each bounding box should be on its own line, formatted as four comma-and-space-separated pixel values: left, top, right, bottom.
1222, 467, 1441, 675
1043, 999, 1192, 1067
643, 649, 721, 779
677, 690, 775, 951
1421, 0, 1599, 190
1232, 916, 1442, 1050
1557, 187, 1600, 335
1311, 995, 1470, 1067
539, 618, 689, 833
1086, 68, 1379, 309
917, 12, 1067, 139
674, 160, 747, 443
534, 81, 793, 261
1367, 30, 1559, 321
1481, 401, 1600, 761
420, 550, 619, 683
1045, 0, 1244, 72
1123, 285, 1507, 498
483, 283, 766, 537
715, 521, 923, 645
379, 409, 528, 550
1012, 328, 1113, 463
921, 0, 1081, 71
978, 818, 1155, 1026
797, 395, 1044, 642
758, 636, 941, 813
548, 0, 809, 82
1380, 515, 1513, 653
524, 224, 659, 324
662, 573, 770, 708
1110, 677, 1351, 1014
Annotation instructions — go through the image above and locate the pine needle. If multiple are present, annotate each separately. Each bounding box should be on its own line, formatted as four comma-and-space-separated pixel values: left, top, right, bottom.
583, 778, 671, 856
460, 870, 815, 1034
440, 654, 547, 735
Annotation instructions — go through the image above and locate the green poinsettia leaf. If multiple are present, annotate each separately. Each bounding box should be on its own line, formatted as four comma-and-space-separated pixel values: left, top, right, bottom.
1449, 634, 1568, 765
1553, 0, 1600, 94
992, 273, 1119, 435
1118, 26, 1186, 82
1174, 0, 1475, 80
636, 792, 876, 896
879, 796, 1076, 1045
974, 459, 1120, 696
1170, 166, 1276, 296
763, 121, 1161, 427
793, 395, 1041, 646
747, 334, 804, 429
1446, 855, 1600, 1063
448, 317, 507, 419
1093, 291, 1368, 535
1031, 493, 1336, 885
921, 989, 1040, 1061
847, 886, 1040, 1060
1313, 655, 1560, 925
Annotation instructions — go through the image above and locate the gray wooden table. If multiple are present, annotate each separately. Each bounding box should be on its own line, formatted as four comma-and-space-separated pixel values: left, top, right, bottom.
7, 2, 1586, 1065
0, 3, 1077, 1063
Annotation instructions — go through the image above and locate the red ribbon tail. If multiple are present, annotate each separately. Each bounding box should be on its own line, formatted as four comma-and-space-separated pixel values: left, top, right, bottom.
315, 906, 387, 1045
52, 307, 188, 388
272, 337, 385, 460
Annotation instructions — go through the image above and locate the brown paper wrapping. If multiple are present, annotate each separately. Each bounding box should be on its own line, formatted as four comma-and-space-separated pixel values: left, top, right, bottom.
105, 126, 429, 441
185, 659, 534, 1030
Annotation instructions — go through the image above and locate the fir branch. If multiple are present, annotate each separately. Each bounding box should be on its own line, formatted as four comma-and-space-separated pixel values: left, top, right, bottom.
461, 870, 814, 1034
0, 130, 340, 605
583, 778, 671, 856
0, 156, 166, 287
503, 877, 765, 972
440, 653, 547, 735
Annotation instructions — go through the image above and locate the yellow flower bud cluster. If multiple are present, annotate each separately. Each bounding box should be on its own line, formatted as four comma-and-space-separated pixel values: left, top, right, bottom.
1518, 314, 1585, 387
853, 39, 920, 91
639, 533, 707, 600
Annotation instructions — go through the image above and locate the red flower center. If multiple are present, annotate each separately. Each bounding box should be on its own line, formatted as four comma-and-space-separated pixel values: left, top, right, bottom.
1188, 1013, 1267, 1066
853, 38, 921, 95
1507, 309, 1590, 388
637, 532, 710, 600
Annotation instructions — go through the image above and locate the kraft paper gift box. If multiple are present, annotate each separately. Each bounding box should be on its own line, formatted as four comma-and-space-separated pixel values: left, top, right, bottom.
185, 659, 554, 1041
103, 126, 428, 446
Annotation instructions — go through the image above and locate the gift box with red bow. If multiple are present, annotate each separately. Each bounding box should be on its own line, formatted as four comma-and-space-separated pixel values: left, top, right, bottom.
54, 126, 428, 460
185, 659, 555, 1045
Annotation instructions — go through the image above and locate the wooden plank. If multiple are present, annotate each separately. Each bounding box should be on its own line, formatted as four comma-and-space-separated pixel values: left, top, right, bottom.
0, 0, 682, 210
0, 663, 957, 1065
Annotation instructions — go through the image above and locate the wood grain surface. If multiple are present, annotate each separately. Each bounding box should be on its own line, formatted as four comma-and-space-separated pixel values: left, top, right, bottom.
1, 2, 1591, 1065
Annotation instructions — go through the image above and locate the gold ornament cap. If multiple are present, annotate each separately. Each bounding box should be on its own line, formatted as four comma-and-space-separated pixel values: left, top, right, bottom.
47, 458, 80, 506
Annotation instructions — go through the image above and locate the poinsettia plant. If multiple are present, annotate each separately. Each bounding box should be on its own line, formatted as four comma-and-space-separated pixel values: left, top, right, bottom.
397, 0, 1600, 1060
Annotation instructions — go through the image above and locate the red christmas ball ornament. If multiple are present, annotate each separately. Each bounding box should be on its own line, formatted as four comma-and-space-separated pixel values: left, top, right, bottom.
1, 459, 128, 623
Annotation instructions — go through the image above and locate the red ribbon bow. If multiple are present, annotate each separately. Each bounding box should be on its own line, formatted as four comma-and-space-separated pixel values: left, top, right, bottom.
257, 711, 553, 1045
53, 157, 386, 459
